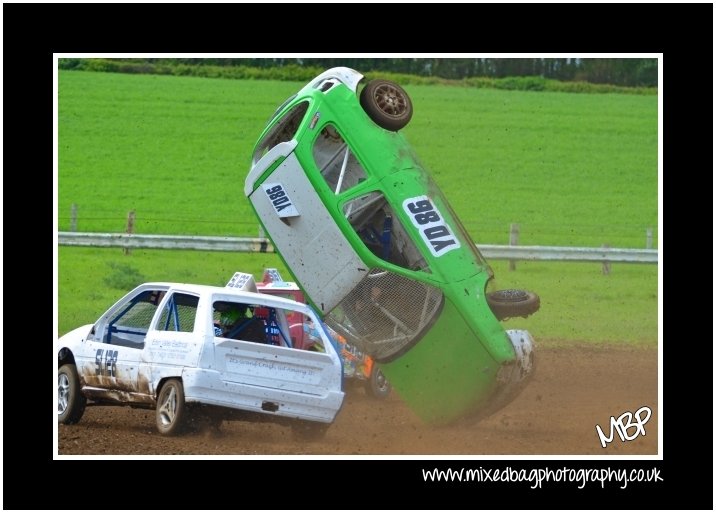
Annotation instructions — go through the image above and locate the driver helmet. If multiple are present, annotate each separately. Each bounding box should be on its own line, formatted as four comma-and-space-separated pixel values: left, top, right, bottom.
220, 308, 242, 327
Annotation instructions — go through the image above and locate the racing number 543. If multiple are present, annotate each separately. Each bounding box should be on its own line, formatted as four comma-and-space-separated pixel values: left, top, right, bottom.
95, 349, 118, 377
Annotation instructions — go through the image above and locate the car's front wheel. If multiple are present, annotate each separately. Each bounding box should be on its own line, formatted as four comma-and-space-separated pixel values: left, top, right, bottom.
58, 363, 86, 424
366, 367, 392, 399
156, 379, 187, 435
360, 79, 413, 131
486, 289, 540, 320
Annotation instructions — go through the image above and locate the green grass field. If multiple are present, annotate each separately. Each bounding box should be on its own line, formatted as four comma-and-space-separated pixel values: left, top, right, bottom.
57, 247, 657, 346
57, 70, 659, 344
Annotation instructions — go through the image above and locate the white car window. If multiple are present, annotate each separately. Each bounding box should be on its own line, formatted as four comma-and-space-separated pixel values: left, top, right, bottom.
156, 292, 199, 333
102, 289, 165, 347
213, 301, 268, 344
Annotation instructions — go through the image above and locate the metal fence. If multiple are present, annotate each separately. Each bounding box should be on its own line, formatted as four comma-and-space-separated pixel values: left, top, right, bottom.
58, 232, 658, 264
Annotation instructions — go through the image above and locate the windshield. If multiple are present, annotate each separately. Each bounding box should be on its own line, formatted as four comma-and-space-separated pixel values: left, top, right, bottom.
252, 100, 308, 166
324, 268, 443, 362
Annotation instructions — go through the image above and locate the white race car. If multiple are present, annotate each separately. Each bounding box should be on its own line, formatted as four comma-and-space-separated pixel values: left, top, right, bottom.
57, 273, 345, 438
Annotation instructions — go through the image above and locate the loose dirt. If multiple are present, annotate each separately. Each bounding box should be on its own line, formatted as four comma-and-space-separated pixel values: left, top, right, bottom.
58, 343, 658, 456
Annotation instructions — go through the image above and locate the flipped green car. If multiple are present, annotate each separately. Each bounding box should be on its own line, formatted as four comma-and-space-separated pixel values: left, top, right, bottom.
244, 67, 539, 424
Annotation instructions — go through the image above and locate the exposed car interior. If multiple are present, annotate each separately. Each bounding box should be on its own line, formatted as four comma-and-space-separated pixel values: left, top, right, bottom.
212, 301, 296, 347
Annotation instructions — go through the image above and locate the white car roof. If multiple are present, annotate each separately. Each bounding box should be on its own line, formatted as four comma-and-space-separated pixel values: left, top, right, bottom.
136, 282, 314, 314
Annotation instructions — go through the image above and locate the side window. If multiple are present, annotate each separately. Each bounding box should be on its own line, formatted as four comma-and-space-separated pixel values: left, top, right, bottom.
157, 293, 199, 333
342, 191, 429, 273
212, 301, 297, 349
103, 289, 165, 346
252, 100, 308, 165
313, 124, 367, 194
213, 301, 268, 344
261, 293, 307, 328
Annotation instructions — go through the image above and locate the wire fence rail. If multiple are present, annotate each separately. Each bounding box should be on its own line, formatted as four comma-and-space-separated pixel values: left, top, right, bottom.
58, 232, 658, 264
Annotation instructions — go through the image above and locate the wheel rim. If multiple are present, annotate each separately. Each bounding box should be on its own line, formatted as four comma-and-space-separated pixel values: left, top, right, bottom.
158, 386, 177, 427
373, 84, 408, 117
58, 373, 70, 415
375, 371, 389, 392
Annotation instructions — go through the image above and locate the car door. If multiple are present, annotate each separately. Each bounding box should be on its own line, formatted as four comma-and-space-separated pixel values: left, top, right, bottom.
141, 291, 202, 397
210, 297, 344, 422
247, 143, 367, 314
79, 287, 167, 403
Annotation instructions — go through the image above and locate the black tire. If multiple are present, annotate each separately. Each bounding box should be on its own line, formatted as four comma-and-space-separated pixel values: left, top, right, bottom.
360, 79, 413, 131
290, 420, 329, 441
58, 363, 86, 424
156, 379, 187, 436
486, 289, 540, 321
366, 367, 392, 399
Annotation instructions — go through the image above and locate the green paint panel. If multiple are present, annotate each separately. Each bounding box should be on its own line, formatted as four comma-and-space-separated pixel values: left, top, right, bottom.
380, 297, 501, 424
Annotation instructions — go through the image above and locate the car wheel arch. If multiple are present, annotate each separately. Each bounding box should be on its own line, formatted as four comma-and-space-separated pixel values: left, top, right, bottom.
155, 376, 183, 401
58, 347, 76, 367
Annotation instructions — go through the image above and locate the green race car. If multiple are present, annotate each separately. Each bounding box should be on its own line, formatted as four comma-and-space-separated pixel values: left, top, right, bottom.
244, 67, 539, 424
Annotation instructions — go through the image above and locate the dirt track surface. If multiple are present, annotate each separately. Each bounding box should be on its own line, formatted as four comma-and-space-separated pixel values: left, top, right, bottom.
58, 344, 658, 456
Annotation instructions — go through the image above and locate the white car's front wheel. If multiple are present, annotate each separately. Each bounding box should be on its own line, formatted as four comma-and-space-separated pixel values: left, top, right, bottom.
156, 379, 187, 436
58, 363, 86, 424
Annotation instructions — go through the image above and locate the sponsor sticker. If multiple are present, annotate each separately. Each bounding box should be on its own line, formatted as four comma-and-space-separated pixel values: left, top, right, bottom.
226, 272, 254, 290
262, 183, 300, 218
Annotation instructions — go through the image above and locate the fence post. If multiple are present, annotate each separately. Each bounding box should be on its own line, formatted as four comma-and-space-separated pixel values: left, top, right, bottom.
646, 227, 653, 249
70, 204, 78, 232
124, 210, 136, 255
601, 243, 611, 275
509, 223, 520, 271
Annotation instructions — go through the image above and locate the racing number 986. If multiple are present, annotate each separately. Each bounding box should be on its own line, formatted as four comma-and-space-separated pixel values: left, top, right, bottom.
407, 199, 441, 224
266, 185, 290, 207
404, 197, 460, 257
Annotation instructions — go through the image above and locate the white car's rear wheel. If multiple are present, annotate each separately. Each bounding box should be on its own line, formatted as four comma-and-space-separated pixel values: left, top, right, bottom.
156, 379, 187, 435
